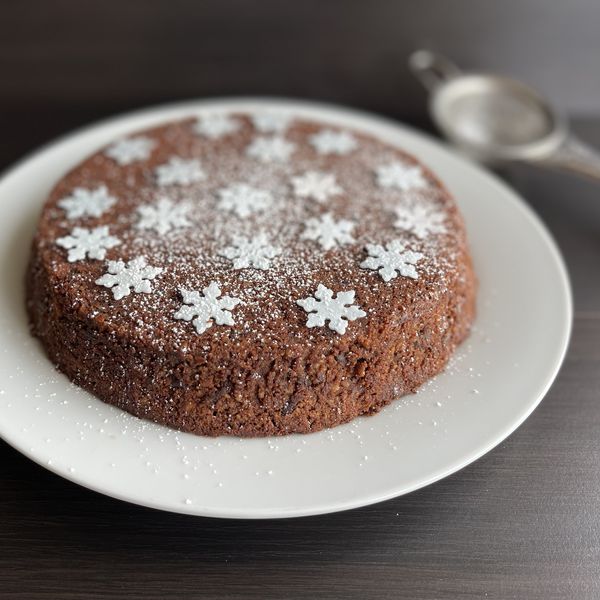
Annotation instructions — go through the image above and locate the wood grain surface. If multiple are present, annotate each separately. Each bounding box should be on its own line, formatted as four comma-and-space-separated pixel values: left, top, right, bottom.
1, 2, 600, 598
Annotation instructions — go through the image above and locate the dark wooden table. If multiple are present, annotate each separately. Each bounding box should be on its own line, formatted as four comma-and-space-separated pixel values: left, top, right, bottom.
2, 2, 600, 598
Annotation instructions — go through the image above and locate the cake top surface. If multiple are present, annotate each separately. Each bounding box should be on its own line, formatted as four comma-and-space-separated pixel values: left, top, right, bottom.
35, 111, 469, 351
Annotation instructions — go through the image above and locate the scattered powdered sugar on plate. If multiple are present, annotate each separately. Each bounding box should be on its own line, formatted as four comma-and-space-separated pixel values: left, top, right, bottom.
1, 305, 491, 506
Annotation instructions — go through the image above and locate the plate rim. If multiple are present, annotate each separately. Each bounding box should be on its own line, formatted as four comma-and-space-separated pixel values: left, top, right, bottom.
0, 96, 572, 518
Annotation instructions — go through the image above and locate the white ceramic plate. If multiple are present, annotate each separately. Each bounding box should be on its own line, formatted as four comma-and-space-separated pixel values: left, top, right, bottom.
0, 98, 571, 519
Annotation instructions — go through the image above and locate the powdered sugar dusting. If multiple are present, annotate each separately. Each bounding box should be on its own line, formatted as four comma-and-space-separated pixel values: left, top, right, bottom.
42, 112, 466, 347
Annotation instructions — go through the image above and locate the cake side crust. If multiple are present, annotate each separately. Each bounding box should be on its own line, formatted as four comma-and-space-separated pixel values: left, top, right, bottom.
26, 239, 476, 437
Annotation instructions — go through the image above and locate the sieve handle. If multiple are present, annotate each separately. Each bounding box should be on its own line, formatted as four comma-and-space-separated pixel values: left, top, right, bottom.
534, 135, 600, 183
409, 50, 462, 92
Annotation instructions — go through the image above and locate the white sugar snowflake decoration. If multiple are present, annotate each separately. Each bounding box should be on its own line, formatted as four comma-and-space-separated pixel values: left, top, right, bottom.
291, 171, 343, 203
58, 185, 117, 219
375, 161, 428, 191
174, 283, 242, 334
219, 233, 281, 270
251, 111, 292, 133
136, 198, 191, 235
155, 157, 205, 186
360, 240, 424, 282
393, 203, 447, 239
56, 226, 120, 262
193, 113, 239, 139
246, 136, 296, 163
95, 257, 163, 300
301, 213, 355, 250
297, 284, 366, 335
216, 183, 273, 218
105, 136, 155, 165
309, 129, 358, 155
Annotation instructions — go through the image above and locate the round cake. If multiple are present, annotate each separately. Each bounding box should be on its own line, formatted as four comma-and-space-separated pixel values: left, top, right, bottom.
26, 110, 476, 437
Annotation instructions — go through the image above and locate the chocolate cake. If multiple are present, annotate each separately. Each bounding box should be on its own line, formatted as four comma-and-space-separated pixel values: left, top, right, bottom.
26, 110, 476, 437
